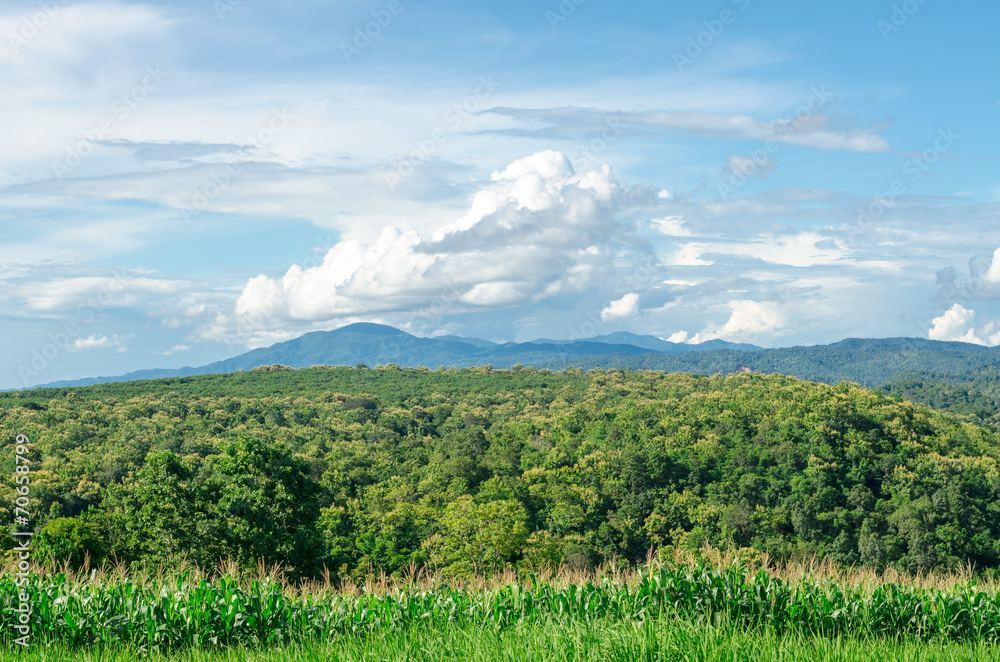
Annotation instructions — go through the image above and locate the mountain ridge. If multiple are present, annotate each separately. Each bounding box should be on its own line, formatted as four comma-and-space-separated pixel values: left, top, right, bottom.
20, 323, 1000, 392
23, 322, 761, 389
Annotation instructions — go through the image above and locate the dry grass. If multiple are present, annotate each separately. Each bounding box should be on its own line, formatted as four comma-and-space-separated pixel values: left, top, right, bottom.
5, 543, 996, 599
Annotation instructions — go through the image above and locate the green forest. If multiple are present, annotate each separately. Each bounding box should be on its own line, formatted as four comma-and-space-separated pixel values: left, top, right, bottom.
3, 365, 1000, 580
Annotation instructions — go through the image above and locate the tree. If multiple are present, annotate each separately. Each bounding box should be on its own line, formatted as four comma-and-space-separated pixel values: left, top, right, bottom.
34, 509, 112, 568
211, 436, 324, 577
101, 450, 217, 566
424, 496, 528, 576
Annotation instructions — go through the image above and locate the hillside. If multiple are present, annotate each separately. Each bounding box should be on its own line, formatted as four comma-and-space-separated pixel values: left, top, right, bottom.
27, 323, 761, 389
4, 366, 1000, 579
540, 337, 1000, 388
25, 327, 1000, 428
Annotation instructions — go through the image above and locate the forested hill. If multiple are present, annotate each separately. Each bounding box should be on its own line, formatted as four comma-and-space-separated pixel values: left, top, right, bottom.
3, 366, 1000, 579
540, 337, 1000, 389
25, 322, 761, 389
24, 327, 1000, 426
539, 338, 1000, 424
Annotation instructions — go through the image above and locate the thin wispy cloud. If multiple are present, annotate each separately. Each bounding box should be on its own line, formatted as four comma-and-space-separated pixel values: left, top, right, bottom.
485, 106, 890, 153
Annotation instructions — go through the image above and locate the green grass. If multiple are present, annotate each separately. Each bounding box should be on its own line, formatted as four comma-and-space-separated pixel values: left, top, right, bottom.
3, 617, 998, 662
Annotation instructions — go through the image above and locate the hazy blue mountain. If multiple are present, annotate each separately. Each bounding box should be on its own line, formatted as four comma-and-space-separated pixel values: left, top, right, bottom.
23, 325, 1000, 392
525, 332, 762, 353
428, 334, 499, 349
27, 323, 753, 389
588, 332, 762, 353
538, 337, 1000, 389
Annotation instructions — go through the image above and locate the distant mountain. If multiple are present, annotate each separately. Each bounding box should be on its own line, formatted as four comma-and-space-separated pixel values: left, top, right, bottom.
26, 325, 1000, 395
531, 331, 763, 353
26, 323, 759, 389
540, 337, 1000, 389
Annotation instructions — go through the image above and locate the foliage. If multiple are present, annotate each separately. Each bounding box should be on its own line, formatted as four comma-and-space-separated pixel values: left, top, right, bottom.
4, 367, 1000, 577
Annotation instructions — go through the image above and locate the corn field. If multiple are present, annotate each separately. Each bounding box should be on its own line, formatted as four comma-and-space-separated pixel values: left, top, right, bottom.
2, 563, 1000, 653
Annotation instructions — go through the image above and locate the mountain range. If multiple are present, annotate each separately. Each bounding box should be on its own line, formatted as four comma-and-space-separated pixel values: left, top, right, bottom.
26, 324, 762, 389
21, 323, 1000, 394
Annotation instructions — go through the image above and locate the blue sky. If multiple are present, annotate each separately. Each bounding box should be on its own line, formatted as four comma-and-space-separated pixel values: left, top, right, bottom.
2, 0, 999, 389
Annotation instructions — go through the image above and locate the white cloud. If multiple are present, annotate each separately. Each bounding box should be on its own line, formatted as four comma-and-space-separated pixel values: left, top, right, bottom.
665, 243, 714, 266
198, 151, 658, 345
601, 293, 640, 321
0, 3, 172, 69
671, 300, 786, 344
488, 107, 890, 154
651, 216, 691, 236
157, 344, 190, 355
928, 304, 990, 345
663, 233, 844, 269
21, 276, 189, 312
666, 330, 691, 343
71, 334, 112, 351
984, 248, 1000, 283
721, 300, 785, 335
461, 282, 526, 307
69, 333, 133, 352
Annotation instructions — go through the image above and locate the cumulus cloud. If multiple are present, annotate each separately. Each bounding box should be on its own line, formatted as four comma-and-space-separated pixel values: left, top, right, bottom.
601, 293, 640, 321
984, 248, 1000, 284
721, 300, 785, 335
927, 303, 1000, 346
934, 247, 1000, 305
669, 300, 786, 344
198, 151, 661, 345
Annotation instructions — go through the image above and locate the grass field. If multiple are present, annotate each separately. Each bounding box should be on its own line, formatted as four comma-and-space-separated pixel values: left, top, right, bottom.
4, 618, 999, 662
3, 555, 1000, 660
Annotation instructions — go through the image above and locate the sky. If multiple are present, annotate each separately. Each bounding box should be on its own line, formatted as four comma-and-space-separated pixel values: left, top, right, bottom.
1, 0, 999, 389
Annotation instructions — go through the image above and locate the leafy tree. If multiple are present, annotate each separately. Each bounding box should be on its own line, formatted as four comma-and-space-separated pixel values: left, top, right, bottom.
424, 496, 528, 576
211, 436, 324, 577
101, 450, 218, 567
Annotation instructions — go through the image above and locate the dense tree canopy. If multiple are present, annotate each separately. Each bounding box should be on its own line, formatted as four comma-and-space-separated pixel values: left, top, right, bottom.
3, 366, 1000, 578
